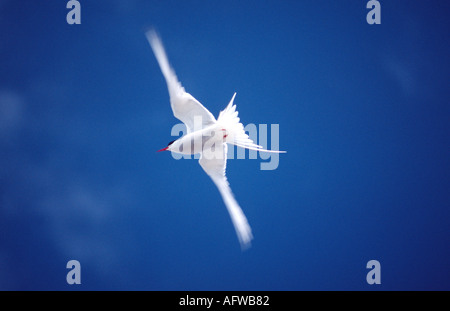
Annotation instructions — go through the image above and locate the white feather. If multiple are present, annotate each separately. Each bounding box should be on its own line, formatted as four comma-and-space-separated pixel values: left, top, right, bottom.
146, 30, 216, 133
199, 144, 253, 249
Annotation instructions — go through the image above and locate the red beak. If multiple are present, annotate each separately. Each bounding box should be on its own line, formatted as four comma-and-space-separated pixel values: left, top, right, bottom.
157, 146, 169, 152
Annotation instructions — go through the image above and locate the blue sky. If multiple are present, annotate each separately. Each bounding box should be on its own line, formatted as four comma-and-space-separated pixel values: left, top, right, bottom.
0, 1, 449, 290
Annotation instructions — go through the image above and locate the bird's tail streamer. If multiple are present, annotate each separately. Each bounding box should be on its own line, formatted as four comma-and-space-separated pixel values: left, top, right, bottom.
217, 93, 286, 153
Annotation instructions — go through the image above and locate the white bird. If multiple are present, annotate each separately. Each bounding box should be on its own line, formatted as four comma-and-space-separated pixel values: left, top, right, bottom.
146, 30, 285, 249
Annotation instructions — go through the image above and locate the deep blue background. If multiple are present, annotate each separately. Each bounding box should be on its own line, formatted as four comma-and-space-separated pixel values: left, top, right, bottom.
0, 1, 449, 290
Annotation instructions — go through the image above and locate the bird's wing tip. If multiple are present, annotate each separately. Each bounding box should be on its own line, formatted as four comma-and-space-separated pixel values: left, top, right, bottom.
240, 242, 252, 251
145, 28, 158, 41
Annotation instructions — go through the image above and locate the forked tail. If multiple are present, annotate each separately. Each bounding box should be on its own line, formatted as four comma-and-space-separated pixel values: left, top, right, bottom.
217, 93, 286, 153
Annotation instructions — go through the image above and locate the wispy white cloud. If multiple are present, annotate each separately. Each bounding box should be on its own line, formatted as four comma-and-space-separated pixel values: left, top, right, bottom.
383, 58, 416, 96
0, 81, 141, 286
40, 184, 122, 276
381, 13, 428, 98
0, 89, 23, 139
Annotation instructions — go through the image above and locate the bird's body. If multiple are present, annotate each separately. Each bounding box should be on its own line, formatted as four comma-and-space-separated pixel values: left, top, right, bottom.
146, 30, 285, 249
167, 124, 226, 155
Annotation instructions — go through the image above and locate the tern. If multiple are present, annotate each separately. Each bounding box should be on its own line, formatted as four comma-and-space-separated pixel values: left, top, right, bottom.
146, 30, 285, 249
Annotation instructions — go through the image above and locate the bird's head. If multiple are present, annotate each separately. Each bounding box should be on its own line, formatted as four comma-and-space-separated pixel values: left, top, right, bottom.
157, 140, 176, 152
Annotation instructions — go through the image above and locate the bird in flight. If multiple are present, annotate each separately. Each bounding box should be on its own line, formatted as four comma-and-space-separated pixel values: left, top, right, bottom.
146, 30, 285, 249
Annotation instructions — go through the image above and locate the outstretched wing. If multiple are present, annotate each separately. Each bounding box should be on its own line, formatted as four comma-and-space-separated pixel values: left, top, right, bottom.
146, 30, 216, 133
199, 143, 253, 249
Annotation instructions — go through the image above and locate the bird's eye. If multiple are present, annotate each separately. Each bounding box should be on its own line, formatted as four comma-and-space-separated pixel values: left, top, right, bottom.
168, 140, 176, 146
